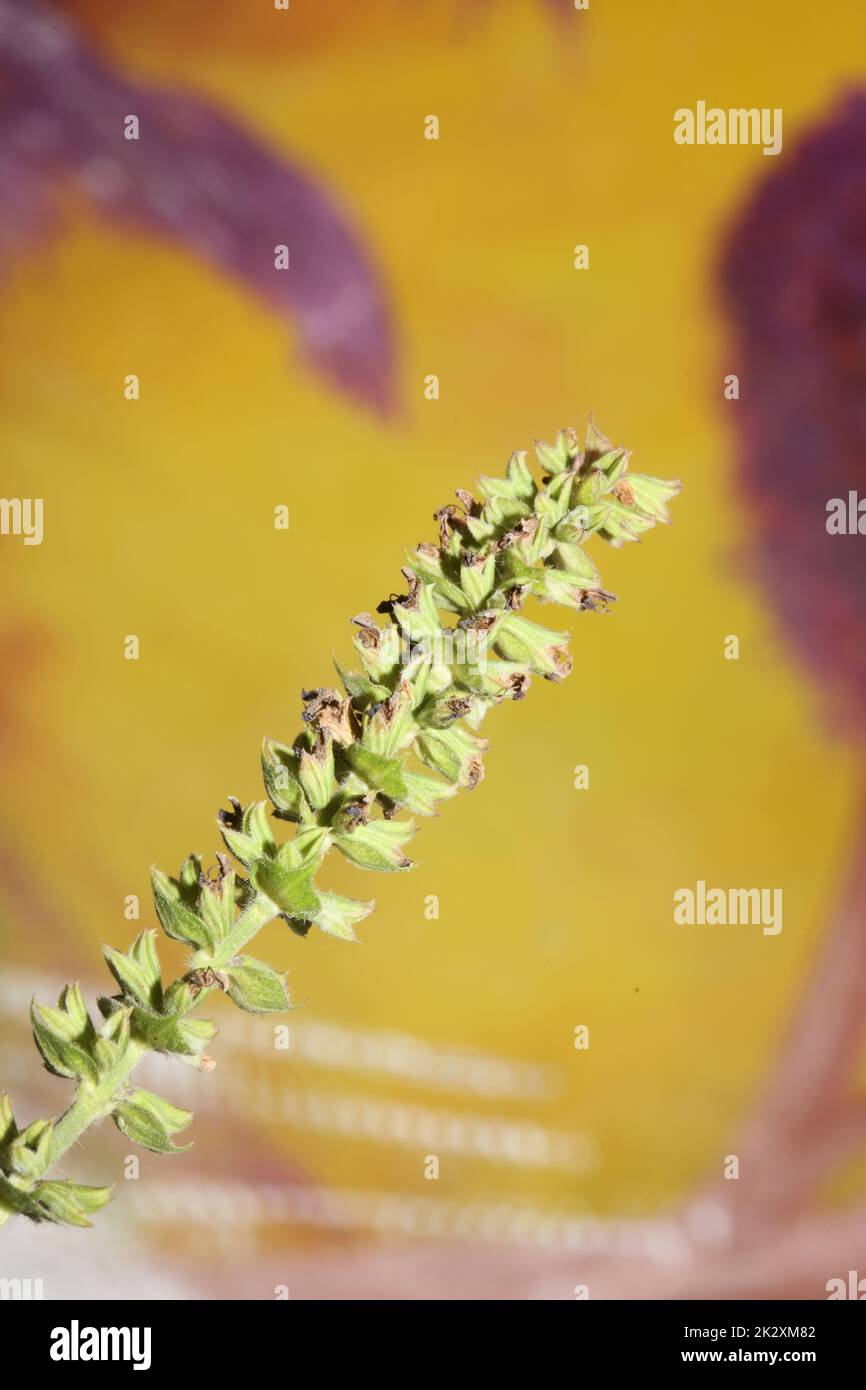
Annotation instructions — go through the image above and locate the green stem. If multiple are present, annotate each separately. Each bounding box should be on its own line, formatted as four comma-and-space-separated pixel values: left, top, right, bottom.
48, 1040, 146, 1168
204, 891, 280, 967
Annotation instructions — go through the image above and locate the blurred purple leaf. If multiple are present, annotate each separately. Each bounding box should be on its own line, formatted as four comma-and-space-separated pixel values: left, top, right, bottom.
720, 92, 866, 730
0, 0, 395, 411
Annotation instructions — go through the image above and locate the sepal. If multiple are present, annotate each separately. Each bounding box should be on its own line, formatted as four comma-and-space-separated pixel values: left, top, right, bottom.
494, 614, 573, 680
1, 1116, 53, 1180
92, 1004, 132, 1074
344, 744, 409, 802
297, 738, 338, 811
358, 685, 417, 759
103, 931, 163, 1011
151, 866, 217, 951
539, 568, 614, 613
225, 957, 292, 1013
534, 428, 581, 475
547, 540, 600, 587
351, 615, 402, 683
459, 552, 496, 609
333, 817, 415, 871
33, 1179, 112, 1227
415, 723, 487, 786
312, 891, 374, 941
391, 584, 443, 643
401, 770, 458, 817
218, 798, 276, 868
333, 658, 391, 706
30, 992, 99, 1086
0, 1092, 16, 1148
113, 1088, 193, 1154
250, 826, 329, 921
405, 546, 467, 611
100, 991, 216, 1069
622, 472, 682, 523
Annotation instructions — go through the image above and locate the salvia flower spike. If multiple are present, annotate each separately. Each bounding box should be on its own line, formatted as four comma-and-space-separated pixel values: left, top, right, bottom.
0, 420, 680, 1229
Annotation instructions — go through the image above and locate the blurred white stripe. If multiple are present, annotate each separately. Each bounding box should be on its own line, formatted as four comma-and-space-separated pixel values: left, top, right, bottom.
128, 1178, 678, 1257
0, 968, 560, 1100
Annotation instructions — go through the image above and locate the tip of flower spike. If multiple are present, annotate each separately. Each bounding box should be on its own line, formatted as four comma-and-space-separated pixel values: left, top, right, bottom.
584, 416, 615, 465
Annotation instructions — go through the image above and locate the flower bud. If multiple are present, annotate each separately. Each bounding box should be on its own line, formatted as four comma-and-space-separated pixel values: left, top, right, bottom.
150, 867, 216, 951
313, 891, 375, 941
32, 1180, 112, 1228
113, 1088, 193, 1154
30, 993, 99, 1085
401, 771, 458, 817
415, 723, 487, 786
493, 613, 573, 680
334, 817, 415, 871
297, 736, 337, 811
534, 428, 581, 476
621, 472, 682, 522
103, 931, 163, 1010
225, 956, 292, 1014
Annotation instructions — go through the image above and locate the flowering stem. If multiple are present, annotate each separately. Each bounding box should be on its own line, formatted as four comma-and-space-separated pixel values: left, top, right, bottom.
0, 419, 680, 1231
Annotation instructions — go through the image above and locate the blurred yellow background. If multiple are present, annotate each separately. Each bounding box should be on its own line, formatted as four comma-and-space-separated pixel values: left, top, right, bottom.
2, 0, 864, 1296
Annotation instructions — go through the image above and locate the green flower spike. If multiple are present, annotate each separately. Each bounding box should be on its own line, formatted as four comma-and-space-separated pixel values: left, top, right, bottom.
0, 419, 679, 1230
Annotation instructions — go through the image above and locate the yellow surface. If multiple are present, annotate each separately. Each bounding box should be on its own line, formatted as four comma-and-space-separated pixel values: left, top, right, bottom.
1, 0, 863, 1239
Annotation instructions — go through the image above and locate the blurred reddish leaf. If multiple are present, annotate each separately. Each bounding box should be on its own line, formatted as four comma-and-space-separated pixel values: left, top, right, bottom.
0, 0, 396, 411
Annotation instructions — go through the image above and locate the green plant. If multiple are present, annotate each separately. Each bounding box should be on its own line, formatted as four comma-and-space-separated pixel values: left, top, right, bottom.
0, 420, 679, 1230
